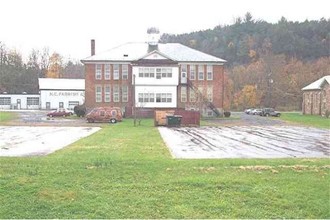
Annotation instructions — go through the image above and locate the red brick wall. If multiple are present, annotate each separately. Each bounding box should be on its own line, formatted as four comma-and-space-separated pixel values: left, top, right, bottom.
84, 63, 133, 114
177, 64, 225, 111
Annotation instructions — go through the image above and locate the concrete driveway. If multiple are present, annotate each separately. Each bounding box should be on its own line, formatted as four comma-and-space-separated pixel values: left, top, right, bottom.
158, 126, 330, 159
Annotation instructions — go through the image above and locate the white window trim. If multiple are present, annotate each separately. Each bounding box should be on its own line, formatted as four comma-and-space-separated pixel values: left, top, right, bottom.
207, 65, 213, 80
113, 64, 120, 80
104, 64, 111, 80
122, 64, 128, 80
95, 64, 102, 80
95, 85, 102, 103
104, 85, 111, 102
198, 65, 204, 80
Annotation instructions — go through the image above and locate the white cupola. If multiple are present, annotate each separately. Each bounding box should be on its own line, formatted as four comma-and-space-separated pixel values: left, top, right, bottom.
147, 27, 160, 46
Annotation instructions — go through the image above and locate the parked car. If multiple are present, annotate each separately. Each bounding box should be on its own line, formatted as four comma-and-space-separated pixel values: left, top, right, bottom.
86, 107, 123, 123
251, 108, 263, 115
260, 108, 281, 117
244, 108, 255, 114
47, 108, 73, 117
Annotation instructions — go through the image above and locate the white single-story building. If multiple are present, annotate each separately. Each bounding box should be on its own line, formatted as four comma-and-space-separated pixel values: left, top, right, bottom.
39, 78, 85, 110
0, 93, 40, 110
0, 79, 85, 110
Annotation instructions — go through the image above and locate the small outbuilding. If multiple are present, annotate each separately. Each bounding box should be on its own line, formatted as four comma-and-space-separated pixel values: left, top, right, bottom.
302, 75, 330, 116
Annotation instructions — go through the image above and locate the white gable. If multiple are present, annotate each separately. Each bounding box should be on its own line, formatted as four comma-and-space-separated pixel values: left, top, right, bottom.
143, 52, 168, 60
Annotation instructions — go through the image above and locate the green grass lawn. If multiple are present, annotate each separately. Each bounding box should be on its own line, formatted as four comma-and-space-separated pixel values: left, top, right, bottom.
280, 112, 330, 129
0, 111, 17, 123
0, 119, 329, 218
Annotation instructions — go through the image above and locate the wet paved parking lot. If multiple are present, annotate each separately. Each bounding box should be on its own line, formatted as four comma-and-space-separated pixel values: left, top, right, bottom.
158, 126, 330, 159
0, 126, 100, 157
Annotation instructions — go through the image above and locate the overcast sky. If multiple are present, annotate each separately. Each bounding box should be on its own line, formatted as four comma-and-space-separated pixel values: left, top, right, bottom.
1, 0, 329, 61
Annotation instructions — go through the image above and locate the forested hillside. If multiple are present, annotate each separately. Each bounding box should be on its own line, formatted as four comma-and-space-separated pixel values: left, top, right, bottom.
161, 13, 330, 110
0, 44, 84, 94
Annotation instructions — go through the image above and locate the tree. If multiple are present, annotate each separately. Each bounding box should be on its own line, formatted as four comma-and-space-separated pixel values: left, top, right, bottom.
47, 52, 63, 78
234, 85, 260, 110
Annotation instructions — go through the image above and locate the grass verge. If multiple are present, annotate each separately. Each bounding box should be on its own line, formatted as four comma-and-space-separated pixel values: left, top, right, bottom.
0, 111, 18, 124
280, 112, 330, 129
0, 119, 329, 218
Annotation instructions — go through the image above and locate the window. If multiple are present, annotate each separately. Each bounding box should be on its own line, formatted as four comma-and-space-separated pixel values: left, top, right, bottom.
189, 88, 196, 102
161, 68, 167, 78
105, 64, 111, 80
181, 87, 187, 102
207, 65, 213, 80
143, 93, 149, 102
122, 64, 128, 80
139, 68, 144, 77
27, 97, 39, 105
113, 64, 119, 80
181, 65, 187, 75
149, 68, 155, 78
104, 85, 111, 102
167, 68, 172, 77
207, 86, 213, 102
166, 93, 172, 103
156, 68, 161, 79
122, 85, 128, 102
198, 65, 204, 80
95, 64, 102, 80
0, 97, 11, 105
138, 93, 143, 102
138, 93, 154, 103
144, 68, 150, 77
59, 102, 64, 108
95, 85, 102, 102
156, 93, 161, 102
113, 85, 120, 102
154, 93, 172, 103
190, 65, 196, 80
100, 111, 105, 116
150, 93, 155, 102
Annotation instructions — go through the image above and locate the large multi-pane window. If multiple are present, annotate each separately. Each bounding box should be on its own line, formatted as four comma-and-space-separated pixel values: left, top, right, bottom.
95, 85, 102, 102
104, 64, 111, 80
138, 93, 155, 103
113, 85, 120, 102
95, 64, 102, 80
207, 65, 213, 80
0, 97, 11, 105
104, 85, 111, 102
122, 64, 128, 80
122, 85, 128, 102
154, 93, 172, 103
27, 97, 39, 105
198, 65, 204, 80
139, 67, 171, 79
181, 87, 187, 102
207, 86, 213, 102
190, 65, 196, 80
113, 64, 119, 80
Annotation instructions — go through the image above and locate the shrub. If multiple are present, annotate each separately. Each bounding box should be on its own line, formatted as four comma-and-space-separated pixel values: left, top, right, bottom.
74, 105, 86, 117
325, 110, 330, 118
224, 111, 231, 117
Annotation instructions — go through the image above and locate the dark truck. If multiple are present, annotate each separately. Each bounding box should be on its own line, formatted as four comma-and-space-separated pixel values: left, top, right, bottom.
260, 108, 281, 117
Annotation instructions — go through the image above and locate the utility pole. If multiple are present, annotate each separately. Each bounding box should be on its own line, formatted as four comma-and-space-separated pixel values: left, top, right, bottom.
133, 74, 136, 126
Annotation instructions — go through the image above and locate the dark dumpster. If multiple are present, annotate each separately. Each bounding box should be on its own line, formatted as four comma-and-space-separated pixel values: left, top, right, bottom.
166, 115, 182, 126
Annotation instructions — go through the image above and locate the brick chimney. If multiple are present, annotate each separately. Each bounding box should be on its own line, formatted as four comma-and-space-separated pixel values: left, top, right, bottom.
91, 39, 95, 56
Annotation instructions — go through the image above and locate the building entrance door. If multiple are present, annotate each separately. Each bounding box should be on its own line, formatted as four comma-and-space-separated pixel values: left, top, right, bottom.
16, 99, 21, 109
